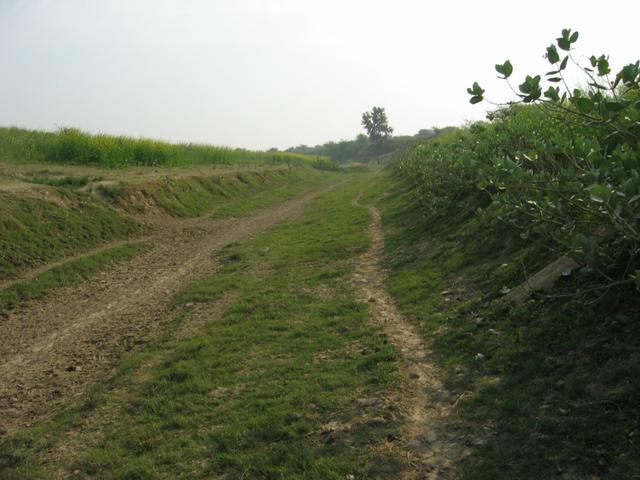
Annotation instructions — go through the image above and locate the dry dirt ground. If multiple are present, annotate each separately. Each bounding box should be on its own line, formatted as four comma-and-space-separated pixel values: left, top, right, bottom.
353, 192, 466, 480
0, 181, 341, 436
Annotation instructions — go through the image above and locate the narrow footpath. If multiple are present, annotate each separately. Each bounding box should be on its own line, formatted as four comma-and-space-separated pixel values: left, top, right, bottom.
353, 191, 463, 479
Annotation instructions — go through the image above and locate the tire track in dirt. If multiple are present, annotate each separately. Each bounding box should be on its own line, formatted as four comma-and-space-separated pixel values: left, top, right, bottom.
353, 192, 464, 480
0, 181, 342, 436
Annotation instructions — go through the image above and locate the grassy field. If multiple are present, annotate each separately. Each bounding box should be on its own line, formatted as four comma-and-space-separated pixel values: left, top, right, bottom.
0, 176, 407, 479
0, 127, 336, 169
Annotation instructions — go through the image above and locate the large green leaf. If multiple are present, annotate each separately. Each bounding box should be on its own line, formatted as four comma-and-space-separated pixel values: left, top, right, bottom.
574, 97, 595, 113
546, 45, 560, 64
587, 184, 610, 203
544, 86, 560, 101
560, 56, 569, 70
467, 82, 485, 97
557, 37, 571, 51
604, 101, 627, 113
596, 56, 611, 76
494, 60, 513, 78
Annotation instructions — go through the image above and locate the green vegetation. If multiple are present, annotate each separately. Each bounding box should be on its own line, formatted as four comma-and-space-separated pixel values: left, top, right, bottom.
399, 29, 640, 296
0, 178, 404, 479
0, 190, 140, 281
210, 169, 338, 218
361, 106, 393, 141
0, 165, 334, 288
1, 25, 638, 480
0, 126, 334, 169
368, 29, 640, 479
23, 174, 100, 188
0, 242, 149, 313
340, 162, 374, 174
287, 127, 455, 164
103, 167, 336, 217
367, 172, 640, 479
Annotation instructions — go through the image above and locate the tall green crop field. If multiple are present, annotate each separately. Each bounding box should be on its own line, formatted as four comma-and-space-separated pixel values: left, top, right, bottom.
0, 126, 335, 169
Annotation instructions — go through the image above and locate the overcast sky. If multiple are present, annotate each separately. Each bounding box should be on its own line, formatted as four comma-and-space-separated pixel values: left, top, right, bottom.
1, 1, 638, 150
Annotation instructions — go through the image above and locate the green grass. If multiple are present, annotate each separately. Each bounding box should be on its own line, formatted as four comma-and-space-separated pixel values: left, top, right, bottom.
0, 126, 335, 169
0, 190, 141, 281
103, 167, 338, 217
0, 165, 335, 286
0, 242, 149, 313
0, 175, 405, 479
368, 171, 640, 479
23, 174, 100, 188
210, 169, 338, 218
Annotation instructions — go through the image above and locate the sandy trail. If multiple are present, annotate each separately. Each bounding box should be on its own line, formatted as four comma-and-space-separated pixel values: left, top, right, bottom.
0, 181, 340, 435
353, 192, 462, 479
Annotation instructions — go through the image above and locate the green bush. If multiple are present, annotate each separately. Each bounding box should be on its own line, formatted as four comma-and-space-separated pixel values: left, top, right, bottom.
396, 29, 640, 294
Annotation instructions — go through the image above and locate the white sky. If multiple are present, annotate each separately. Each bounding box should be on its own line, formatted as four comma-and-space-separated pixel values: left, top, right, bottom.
1, 1, 638, 150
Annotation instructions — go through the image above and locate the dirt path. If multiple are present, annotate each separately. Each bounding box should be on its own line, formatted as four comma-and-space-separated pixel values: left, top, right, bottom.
0, 181, 341, 436
353, 192, 463, 479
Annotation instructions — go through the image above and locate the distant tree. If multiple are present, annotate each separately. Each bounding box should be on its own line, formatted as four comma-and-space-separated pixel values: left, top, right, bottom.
286, 119, 454, 164
361, 106, 393, 141
416, 128, 436, 139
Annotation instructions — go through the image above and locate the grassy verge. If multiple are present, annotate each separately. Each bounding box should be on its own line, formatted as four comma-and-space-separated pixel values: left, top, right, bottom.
365, 172, 640, 480
102, 167, 338, 217
0, 242, 149, 314
210, 168, 336, 218
0, 175, 405, 479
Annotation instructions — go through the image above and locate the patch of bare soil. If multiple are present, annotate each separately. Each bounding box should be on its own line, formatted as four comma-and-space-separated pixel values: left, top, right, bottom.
0, 181, 340, 436
353, 192, 466, 479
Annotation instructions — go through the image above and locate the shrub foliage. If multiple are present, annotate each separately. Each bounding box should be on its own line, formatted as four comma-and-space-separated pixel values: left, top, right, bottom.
395, 29, 640, 293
